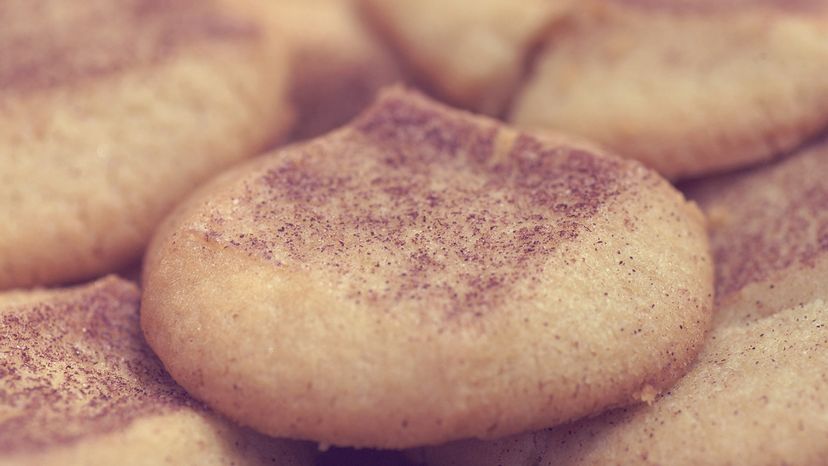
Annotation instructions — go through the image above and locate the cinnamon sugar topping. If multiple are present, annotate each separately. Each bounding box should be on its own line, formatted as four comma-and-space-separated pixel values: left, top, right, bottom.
692, 143, 828, 300
0, 278, 195, 453
198, 91, 645, 318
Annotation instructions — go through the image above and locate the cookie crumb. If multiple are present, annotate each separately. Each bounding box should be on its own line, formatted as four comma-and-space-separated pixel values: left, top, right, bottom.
638, 384, 659, 404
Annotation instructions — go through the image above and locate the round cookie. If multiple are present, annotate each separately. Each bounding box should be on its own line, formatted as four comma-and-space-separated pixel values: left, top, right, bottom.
684, 138, 828, 326
511, 0, 828, 179
0, 276, 315, 466
421, 137, 828, 466
264, 0, 403, 140
361, 0, 574, 114
141, 88, 713, 448
0, 0, 292, 289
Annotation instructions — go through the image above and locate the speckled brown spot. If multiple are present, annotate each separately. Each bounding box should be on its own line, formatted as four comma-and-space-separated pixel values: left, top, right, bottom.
0, 0, 258, 93
198, 90, 645, 320
0, 277, 196, 453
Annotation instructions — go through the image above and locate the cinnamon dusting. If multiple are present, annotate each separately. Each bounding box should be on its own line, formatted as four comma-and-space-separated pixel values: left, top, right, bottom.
0, 277, 195, 453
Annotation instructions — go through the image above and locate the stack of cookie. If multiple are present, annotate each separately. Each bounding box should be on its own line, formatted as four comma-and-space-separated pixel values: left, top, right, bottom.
1, 1, 826, 465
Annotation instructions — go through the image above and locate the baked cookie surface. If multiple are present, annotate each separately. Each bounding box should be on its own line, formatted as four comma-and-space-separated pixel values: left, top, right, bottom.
685, 139, 828, 326
421, 300, 828, 466
512, 0, 828, 179
141, 89, 712, 448
421, 137, 828, 466
0, 276, 314, 466
0, 0, 292, 289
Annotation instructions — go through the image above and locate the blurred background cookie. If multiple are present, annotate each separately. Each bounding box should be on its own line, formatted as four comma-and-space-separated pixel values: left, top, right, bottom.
266, 0, 403, 140
0, 0, 292, 290
362, 0, 573, 114
140, 89, 712, 449
420, 136, 828, 466
0, 276, 314, 466
512, 0, 828, 179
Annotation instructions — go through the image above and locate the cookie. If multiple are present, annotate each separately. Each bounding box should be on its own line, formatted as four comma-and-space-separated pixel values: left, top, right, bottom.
0, 276, 314, 466
361, 0, 574, 114
265, 0, 402, 140
0, 0, 292, 290
140, 88, 713, 448
683, 139, 828, 327
421, 138, 828, 466
511, 0, 828, 179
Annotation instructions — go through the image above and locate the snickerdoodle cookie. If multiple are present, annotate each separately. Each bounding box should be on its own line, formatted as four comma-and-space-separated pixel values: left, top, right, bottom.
0, 0, 292, 289
512, 0, 828, 179
141, 89, 712, 448
0, 276, 314, 466
685, 138, 828, 326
